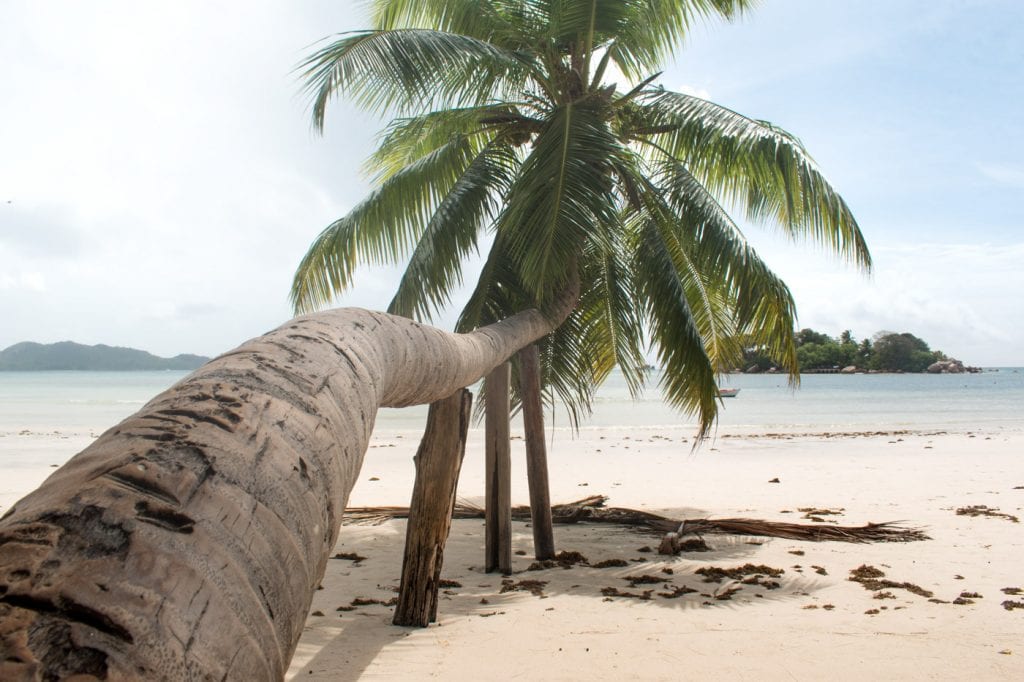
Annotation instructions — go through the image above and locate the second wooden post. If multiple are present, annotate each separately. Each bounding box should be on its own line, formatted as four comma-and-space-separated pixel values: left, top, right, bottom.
485, 362, 512, 574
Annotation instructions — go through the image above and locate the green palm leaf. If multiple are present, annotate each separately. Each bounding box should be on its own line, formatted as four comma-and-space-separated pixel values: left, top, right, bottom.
291, 134, 484, 313
651, 156, 800, 375
638, 89, 871, 268
388, 141, 520, 320
501, 101, 621, 301
300, 29, 535, 125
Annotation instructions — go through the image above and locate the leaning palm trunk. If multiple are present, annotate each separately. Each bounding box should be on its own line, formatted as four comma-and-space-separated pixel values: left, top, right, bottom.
0, 301, 571, 680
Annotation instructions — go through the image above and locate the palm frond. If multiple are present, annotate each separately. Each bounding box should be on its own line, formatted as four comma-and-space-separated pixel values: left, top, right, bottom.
631, 211, 720, 440
299, 29, 535, 126
613, 1, 755, 80
388, 142, 520, 320
367, 104, 537, 180
501, 101, 622, 302
637, 89, 871, 269
651, 156, 799, 376
372, 0, 546, 51
290, 135, 481, 313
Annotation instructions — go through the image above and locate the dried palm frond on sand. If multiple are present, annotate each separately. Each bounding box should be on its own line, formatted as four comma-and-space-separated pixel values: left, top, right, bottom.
344, 495, 929, 553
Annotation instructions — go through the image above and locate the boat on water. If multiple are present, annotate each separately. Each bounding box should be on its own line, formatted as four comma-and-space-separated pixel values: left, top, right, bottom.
718, 388, 740, 398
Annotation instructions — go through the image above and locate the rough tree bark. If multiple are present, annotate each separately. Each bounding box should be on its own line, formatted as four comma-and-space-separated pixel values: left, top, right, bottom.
518, 344, 556, 560
0, 294, 575, 680
392, 389, 472, 627
484, 364, 512, 575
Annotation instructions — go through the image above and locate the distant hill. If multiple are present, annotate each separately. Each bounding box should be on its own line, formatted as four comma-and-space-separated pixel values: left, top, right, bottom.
0, 341, 209, 371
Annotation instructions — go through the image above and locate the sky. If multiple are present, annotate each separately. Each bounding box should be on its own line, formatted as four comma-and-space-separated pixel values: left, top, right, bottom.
1, 1, 1022, 365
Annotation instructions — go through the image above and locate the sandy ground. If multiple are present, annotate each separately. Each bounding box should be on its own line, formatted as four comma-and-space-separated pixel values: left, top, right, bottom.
3, 425, 1023, 680
290, 427, 1024, 681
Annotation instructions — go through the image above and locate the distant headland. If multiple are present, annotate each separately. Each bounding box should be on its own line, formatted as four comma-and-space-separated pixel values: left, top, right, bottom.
740, 328, 981, 375
0, 341, 209, 371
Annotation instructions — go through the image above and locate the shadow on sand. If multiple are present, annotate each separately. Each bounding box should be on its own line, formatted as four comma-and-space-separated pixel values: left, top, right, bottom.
287, 509, 830, 679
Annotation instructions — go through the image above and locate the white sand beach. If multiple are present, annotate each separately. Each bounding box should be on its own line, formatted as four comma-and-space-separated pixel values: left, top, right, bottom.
283, 425, 1024, 681
4, 424, 1023, 680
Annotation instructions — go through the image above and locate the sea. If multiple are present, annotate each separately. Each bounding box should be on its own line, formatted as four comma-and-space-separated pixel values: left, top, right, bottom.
1, 368, 1022, 439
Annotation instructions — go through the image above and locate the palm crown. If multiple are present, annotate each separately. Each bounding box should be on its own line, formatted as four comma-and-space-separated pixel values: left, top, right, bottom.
291, 0, 870, 437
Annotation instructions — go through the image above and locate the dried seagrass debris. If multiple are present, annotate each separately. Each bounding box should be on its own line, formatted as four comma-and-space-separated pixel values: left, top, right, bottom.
500, 579, 548, 597
658, 584, 698, 599
332, 551, 367, 563
955, 505, 1019, 523
350, 596, 398, 607
695, 564, 784, 584
601, 586, 653, 600
527, 550, 589, 571
848, 564, 933, 598
591, 558, 629, 569
625, 574, 669, 587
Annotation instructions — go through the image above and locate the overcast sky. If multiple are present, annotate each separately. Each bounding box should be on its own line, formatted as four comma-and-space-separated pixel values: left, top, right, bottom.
2, 1, 1022, 365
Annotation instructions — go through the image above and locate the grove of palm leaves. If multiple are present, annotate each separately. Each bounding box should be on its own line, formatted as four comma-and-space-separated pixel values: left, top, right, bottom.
292, 0, 870, 438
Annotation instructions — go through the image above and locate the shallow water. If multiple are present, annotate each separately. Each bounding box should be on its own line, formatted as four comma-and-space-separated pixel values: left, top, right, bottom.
1, 368, 1021, 438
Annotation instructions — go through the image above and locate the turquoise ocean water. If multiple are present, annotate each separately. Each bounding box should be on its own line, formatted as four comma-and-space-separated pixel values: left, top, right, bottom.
1, 368, 1022, 438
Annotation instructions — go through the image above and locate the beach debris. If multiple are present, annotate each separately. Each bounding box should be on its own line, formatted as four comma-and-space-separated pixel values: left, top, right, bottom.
695, 564, 784, 584
332, 551, 367, 563
768, 477, 780, 483
311, 610, 325, 617
1002, 587, 1022, 595
500, 579, 547, 597
714, 586, 743, 600
798, 507, 844, 523
959, 591, 983, 599
1002, 600, 1024, 611
873, 591, 896, 600
351, 597, 398, 607
343, 495, 930, 551
591, 558, 629, 568
336, 605, 356, 612
848, 565, 933, 598
438, 579, 462, 589
788, 549, 805, 556
624, 574, 669, 587
812, 565, 828, 575
955, 505, 1019, 523
658, 584, 697, 599
865, 608, 880, 615
527, 550, 589, 571
600, 586, 653, 600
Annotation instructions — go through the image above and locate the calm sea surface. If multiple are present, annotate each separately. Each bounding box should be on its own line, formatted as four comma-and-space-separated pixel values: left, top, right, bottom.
1, 368, 1022, 438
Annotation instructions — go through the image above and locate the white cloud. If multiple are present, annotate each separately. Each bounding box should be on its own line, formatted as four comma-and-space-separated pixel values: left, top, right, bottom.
745, 235, 1024, 366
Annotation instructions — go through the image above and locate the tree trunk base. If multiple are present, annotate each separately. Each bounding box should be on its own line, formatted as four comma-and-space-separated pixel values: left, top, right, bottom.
393, 390, 472, 627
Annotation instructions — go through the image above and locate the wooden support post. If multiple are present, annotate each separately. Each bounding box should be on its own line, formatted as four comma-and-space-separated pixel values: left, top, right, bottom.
393, 389, 473, 627
518, 344, 556, 560
484, 362, 512, 574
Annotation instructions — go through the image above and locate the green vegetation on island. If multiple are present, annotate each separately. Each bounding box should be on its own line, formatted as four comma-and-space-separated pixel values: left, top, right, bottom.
742, 329, 977, 374
0, 341, 209, 371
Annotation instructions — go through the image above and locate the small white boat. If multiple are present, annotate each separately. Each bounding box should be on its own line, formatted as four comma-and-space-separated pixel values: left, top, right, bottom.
718, 388, 740, 398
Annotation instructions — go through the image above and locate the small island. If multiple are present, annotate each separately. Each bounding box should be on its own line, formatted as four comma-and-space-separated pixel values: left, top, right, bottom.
741, 329, 981, 374
0, 341, 209, 371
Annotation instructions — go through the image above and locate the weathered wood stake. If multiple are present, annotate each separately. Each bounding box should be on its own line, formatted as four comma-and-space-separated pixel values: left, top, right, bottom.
484, 362, 512, 574
518, 344, 556, 560
393, 389, 472, 627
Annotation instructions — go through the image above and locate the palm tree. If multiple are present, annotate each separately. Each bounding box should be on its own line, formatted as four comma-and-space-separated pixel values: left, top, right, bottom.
0, 304, 572, 679
291, 0, 870, 438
